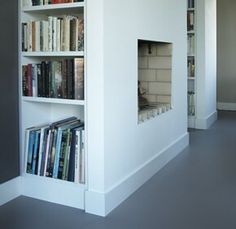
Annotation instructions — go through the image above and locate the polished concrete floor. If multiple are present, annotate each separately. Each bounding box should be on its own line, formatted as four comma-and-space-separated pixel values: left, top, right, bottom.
1, 111, 236, 229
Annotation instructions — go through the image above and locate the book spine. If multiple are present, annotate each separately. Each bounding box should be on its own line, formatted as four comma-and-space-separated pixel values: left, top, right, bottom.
74, 58, 84, 100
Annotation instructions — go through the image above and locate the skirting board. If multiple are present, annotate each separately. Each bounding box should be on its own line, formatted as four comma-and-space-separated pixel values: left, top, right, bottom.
195, 111, 218, 129
0, 177, 21, 206
85, 132, 189, 216
217, 102, 236, 111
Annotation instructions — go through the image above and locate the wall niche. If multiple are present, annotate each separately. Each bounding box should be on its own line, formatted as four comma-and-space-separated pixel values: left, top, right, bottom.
138, 39, 172, 123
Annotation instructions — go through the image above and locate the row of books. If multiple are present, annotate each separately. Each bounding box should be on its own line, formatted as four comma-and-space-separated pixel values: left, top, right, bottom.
22, 58, 84, 99
25, 117, 85, 184
187, 34, 195, 56
188, 91, 195, 116
187, 0, 195, 9
22, 16, 84, 52
23, 0, 82, 7
187, 58, 195, 78
187, 11, 194, 31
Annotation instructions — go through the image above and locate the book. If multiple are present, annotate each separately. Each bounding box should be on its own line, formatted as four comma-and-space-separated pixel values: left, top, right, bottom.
74, 58, 84, 100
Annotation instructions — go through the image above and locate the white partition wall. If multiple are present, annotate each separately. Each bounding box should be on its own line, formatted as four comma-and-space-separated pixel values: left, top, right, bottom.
86, 0, 189, 216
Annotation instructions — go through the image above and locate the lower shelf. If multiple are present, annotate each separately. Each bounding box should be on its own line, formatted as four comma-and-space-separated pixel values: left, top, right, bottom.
21, 173, 86, 209
188, 116, 196, 128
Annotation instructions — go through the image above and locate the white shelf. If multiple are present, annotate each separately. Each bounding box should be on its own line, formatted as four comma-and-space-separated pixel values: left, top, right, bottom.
22, 2, 84, 12
23, 96, 85, 106
22, 51, 84, 57
188, 115, 196, 128
187, 8, 195, 11
187, 31, 195, 34
22, 173, 86, 209
188, 77, 195, 80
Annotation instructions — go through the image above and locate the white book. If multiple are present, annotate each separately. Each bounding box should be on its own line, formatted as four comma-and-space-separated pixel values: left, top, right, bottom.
27, 21, 32, 52
37, 126, 49, 175
52, 17, 57, 52
43, 21, 49, 52
74, 129, 81, 183
56, 19, 61, 52
35, 21, 40, 52
43, 129, 51, 176
79, 129, 85, 184
48, 16, 53, 52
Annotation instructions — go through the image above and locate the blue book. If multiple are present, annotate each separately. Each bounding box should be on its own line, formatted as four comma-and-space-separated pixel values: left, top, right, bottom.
31, 130, 40, 174
27, 130, 36, 174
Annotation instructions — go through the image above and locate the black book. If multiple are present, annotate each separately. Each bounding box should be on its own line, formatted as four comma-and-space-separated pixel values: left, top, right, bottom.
22, 65, 28, 96
45, 62, 50, 97
37, 63, 43, 97
67, 59, 74, 99
41, 61, 47, 97
67, 123, 84, 182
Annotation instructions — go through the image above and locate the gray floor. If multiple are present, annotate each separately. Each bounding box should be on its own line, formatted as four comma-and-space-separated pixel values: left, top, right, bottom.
1, 111, 236, 229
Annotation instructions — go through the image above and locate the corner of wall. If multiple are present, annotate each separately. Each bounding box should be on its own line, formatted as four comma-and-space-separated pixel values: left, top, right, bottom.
195, 110, 218, 129
0, 177, 21, 206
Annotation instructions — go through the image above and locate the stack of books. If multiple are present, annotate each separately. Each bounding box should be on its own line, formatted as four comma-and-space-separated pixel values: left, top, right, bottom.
25, 117, 85, 184
23, 0, 83, 7
22, 16, 84, 52
22, 58, 84, 100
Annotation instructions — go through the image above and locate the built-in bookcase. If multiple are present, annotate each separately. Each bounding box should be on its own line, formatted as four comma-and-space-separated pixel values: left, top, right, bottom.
187, 0, 196, 128
19, 0, 87, 209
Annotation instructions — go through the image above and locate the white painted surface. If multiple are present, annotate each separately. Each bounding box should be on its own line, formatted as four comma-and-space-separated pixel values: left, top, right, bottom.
217, 103, 236, 111
0, 177, 21, 206
195, 0, 217, 129
86, 133, 189, 216
21, 174, 86, 209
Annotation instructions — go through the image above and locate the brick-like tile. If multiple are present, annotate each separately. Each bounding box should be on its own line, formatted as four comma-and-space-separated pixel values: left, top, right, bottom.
149, 82, 171, 95
138, 57, 148, 69
156, 69, 172, 82
148, 56, 172, 69
157, 43, 172, 56
139, 69, 156, 81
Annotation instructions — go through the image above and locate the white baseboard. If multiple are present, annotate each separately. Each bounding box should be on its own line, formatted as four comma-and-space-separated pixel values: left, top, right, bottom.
217, 102, 236, 111
21, 174, 85, 210
85, 132, 189, 216
195, 111, 218, 129
0, 177, 21, 206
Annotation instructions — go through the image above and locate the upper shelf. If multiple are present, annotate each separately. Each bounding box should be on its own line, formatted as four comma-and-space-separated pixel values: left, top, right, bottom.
187, 8, 195, 11
23, 96, 85, 106
22, 51, 84, 57
22, 2, 84, 13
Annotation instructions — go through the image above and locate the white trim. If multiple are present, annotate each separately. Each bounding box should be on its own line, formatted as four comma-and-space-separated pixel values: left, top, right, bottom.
85, 133, 189, 216
188, 116, 196, 128
195, 111, 217, 129
217, 102, 236, 111
0, 177, 21, 206
21, 174, 86, 209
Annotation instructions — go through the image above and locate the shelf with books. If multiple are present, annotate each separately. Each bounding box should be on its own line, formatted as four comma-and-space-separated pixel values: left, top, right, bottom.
19, 0, 87, 209
23, 96, 85, 105
187, 0, 196, 127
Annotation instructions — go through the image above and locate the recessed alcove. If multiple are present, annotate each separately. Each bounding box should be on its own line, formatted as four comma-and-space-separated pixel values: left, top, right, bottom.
138, 39, 173, 123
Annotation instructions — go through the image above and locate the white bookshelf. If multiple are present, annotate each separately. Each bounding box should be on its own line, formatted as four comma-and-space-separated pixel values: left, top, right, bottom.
187, 0, 196, 127
19, 0, 87, 209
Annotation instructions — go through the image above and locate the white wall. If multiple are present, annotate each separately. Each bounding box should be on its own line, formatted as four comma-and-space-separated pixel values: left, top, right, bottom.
196, 0, 217, 128
217, 0, 236, 109
101, 0, 188, 215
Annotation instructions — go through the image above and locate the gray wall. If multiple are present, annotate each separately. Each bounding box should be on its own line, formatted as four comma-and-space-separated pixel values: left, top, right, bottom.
0, 1, 19, 184
217, 0, 236, 103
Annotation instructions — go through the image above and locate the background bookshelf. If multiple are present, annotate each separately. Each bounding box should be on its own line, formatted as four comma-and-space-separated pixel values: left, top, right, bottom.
19, 0, 87, 209
187, 0, 196, 128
